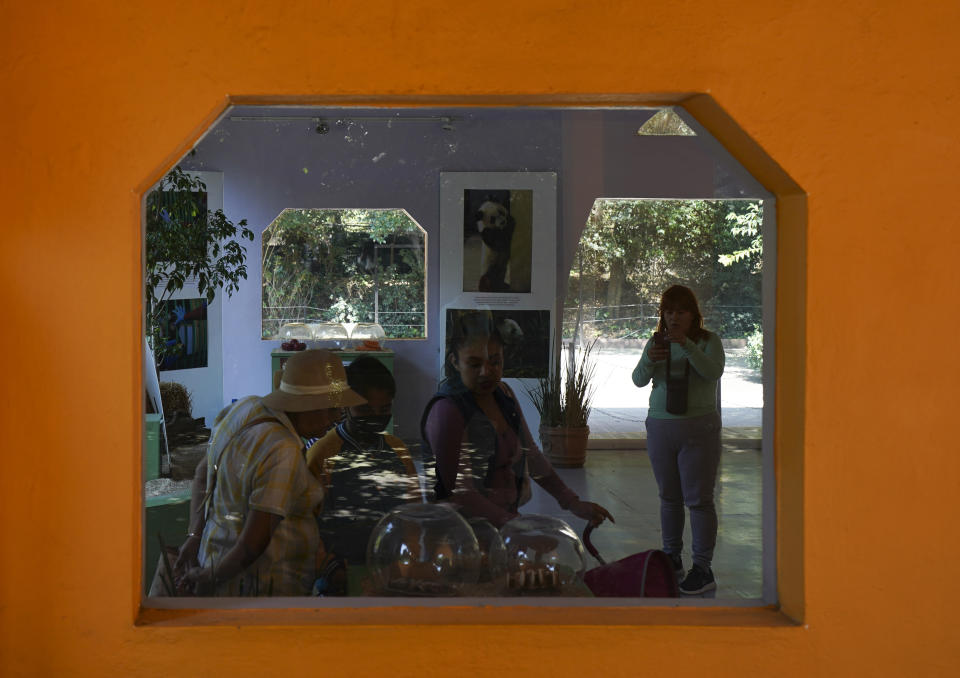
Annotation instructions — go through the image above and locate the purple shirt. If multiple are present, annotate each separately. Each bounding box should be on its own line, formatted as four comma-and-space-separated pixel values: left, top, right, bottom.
424, 389, 578, 527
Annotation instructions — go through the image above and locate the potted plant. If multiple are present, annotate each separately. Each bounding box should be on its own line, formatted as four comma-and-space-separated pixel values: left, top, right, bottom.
527, 339, 598, 468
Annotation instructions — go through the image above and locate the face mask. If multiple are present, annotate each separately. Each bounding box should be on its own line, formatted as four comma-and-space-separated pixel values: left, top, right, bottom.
346, 412, 392, 436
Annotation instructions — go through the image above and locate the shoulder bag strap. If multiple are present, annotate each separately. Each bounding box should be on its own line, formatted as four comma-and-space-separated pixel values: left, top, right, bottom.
201, 416, 284, 521
664, 348, 691, 380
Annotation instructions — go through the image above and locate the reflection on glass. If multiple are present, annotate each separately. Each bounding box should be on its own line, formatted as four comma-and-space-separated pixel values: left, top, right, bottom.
563, 197, 765, 600
350, 322, 386, 340
366, 503, 481, 596
262, 208, 426, 340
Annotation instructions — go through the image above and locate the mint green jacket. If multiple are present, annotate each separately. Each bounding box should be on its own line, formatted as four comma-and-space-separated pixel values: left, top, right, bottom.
631, 330, 725, 419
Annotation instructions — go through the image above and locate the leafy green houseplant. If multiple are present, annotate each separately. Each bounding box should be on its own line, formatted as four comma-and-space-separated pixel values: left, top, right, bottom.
527, 339, 598, 468
145, 167, 254, 366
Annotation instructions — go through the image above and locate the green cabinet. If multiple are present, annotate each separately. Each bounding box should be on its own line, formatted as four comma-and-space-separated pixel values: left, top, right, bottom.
144, 413, 163, 481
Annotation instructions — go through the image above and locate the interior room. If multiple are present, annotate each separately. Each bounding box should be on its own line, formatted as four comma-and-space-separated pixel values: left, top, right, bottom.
143, 104, 772, 602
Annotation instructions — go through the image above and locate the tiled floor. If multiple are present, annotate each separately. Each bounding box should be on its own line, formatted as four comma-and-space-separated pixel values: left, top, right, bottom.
521, 443, 764, 600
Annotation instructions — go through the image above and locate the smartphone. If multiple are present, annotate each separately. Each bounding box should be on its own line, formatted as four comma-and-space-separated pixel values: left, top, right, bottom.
653, 331, 668, 349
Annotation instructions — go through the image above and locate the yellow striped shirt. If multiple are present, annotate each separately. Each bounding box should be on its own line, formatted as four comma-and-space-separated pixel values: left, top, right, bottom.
200, 396, 324, 596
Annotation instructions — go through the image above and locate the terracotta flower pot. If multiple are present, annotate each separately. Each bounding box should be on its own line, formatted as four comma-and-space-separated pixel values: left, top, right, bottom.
539, 425, 590, 469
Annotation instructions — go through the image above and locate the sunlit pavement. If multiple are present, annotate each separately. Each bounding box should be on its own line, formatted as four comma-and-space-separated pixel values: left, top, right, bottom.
587, 346, 763, 445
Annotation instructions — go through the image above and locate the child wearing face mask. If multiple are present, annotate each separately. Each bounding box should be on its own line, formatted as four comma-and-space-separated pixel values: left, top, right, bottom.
305, 356, 421, 568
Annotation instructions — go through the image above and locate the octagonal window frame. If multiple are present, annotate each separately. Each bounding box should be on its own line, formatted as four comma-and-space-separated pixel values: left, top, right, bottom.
136, 94, 805, 626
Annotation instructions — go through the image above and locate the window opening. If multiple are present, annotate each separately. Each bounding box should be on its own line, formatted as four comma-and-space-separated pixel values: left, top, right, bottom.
261, 208, 426, 340
564, 198, 765, 599
141, 104, 778, 610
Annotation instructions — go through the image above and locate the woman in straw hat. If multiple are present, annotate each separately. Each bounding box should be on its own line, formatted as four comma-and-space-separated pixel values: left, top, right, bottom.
173, 349, 365, 596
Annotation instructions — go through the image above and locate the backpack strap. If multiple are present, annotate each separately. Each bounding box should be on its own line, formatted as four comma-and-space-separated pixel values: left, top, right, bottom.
201, 416, 285, 521
494, 383, 528, 511
664, 351, 691, 380
493, 382, 524, 437
420, 393, 470, 500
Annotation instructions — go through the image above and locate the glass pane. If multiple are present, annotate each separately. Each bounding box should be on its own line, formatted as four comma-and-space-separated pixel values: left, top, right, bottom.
142, 106, 772, 604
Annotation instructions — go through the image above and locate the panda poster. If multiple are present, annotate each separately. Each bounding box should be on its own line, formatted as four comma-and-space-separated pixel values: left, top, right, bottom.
445, 308, 550, 378
462, 189, 533, 293
438, 172, 557, 380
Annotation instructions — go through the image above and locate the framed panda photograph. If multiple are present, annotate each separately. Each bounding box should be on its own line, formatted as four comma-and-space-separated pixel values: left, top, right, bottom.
461, 188, 533, 293
438, 171, 558, 382
445, 308, 551, 378
439, 170, 557, 296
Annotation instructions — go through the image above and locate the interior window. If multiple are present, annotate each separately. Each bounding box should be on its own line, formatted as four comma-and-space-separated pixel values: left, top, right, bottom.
261, 208, 426, 340
566, 198, 763, 355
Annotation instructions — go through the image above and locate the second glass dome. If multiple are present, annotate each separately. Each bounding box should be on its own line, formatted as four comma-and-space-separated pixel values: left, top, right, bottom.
500, 514, 587, 595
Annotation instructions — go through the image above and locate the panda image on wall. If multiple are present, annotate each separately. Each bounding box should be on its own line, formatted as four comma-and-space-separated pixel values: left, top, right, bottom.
446, 309, 550, 378
475, 197, 516, 292
496, 317, 524, 344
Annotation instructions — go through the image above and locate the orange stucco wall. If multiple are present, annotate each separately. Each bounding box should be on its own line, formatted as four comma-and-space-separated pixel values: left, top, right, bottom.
2, 1, 959, 676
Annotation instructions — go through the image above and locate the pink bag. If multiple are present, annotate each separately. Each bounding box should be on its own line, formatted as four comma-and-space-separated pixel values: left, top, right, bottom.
582, 524, 679, 598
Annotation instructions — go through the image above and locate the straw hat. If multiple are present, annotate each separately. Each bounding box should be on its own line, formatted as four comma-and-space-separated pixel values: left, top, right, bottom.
262, 349, 366, 412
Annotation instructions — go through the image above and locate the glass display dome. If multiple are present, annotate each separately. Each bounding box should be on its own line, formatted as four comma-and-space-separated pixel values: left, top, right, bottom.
500, 514, 587, 595
349, 322, 386, 349
468, 517, 508, 595
279, 322, 313, 340
366, 503, 481, 596
308, 322, 349, 342
350, 322, 386, 340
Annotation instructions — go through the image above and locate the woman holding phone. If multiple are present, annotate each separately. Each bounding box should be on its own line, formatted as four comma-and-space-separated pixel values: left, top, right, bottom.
632, 285, 725, 594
